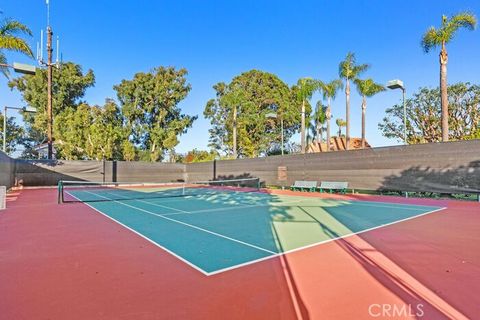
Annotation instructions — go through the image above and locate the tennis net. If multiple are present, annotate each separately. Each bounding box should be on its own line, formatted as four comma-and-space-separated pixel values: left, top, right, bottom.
58, 177, 261, 203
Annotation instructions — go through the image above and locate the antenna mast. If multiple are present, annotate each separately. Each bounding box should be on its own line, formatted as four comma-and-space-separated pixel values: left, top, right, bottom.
34, 0, 63, 159
45, 0, 54, 159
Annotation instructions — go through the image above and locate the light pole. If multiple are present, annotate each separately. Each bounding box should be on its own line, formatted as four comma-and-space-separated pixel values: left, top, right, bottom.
3, 106, 37, 153
266, 112, 284, 155
0, 62, 36, 75
387, 79, 407, 144
1, 62, 37, 154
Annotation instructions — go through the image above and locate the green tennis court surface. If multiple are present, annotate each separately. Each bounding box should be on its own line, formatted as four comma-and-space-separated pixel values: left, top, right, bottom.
67, 188, 443, 275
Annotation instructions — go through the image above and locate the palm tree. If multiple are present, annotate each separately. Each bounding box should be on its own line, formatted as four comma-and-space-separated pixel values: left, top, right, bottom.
354, 78, 385, 148
313, 101, 327, 143
338, 52, 369, 149
306, 123, 316, 146
296, 78, 319, 153
336, 118, 346, 137
0, 16, 33, 77
320, 79, 343, 151
421, 13, 477, 142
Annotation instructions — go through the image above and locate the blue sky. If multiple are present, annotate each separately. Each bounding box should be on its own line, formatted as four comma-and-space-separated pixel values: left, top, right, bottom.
2, 0, 479, 154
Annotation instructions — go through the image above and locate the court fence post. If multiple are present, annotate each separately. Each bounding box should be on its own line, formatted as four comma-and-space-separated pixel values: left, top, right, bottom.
57, 180, 63, 204
213, 159, 217, 181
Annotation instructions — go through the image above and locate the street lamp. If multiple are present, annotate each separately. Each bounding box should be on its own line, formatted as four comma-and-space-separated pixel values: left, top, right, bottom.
3, 106, 37, 153
266, 112, 284, 155
386, 79, 407, 144
0, 62, 36, 76
1, 62, 37, 154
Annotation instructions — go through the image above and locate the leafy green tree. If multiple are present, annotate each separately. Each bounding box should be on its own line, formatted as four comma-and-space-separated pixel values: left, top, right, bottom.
183, 149, 218, 163
85, 100, 129, 160
379, 83, 480, 144
320, 79, 343, 151
221, 83, 246, 158
336, 118, 346, 137
54, 100, 131, 160
0, 15, 33, 77
122, 140, 136, 161
204, 82, 229, 155
0, 111, 24, 154
9, 62, 95, 144
465, 127, 480, 140
421, 12, 477, 142
339, 52, 369, 149
295, 77, 319, 153
354, 78, 385, 148
53, 103, 91, 159
205, 70, 302, 158
114, 67, 196, 162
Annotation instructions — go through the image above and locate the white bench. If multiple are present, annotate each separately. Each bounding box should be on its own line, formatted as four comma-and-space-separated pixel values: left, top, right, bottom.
319, 181, 348, 194
290, 180, 317, 192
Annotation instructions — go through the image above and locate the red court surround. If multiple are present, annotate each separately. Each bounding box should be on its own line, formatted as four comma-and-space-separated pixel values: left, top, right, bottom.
1, 188, 479, 319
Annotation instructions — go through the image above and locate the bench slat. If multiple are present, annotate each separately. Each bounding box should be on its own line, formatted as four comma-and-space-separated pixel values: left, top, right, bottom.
291, 180, 317, 191
320, 181, 348, 189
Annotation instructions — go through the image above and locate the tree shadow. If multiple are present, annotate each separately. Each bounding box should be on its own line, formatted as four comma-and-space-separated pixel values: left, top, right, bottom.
284, 205, 460, 319
380, 160, 480, 195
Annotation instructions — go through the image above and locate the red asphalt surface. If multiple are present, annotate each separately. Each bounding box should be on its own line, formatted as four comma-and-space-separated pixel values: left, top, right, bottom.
1, 188, 479, 320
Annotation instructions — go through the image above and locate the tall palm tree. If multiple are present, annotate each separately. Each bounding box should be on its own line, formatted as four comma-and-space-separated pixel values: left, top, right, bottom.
336, 118, 346, 137
0, 16, 33, 77
306, 123, 316, 146
421, 12, 477, 142
338, 52, 369, 150
320, 79, 343, 152
354, 78, 385, 148
296, 78, 319, 153
314, 101, 327, 143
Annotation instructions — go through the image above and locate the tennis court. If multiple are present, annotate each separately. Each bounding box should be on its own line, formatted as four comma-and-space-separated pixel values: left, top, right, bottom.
59, 179, 444, 275
2, 181, 480, 319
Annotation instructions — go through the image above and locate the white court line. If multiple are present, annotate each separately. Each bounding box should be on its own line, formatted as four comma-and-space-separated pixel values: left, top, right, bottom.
327, 201, 435, 211
206, 206, 447, 275
104, 190, 305, 217
67, 190, 446, 276
109, 192, 430, 217
84, 191, 276, 255
66, 192, 210, 276
161, 199, 305, 216
83, 189, 433, 212
282, 193, 444, 209
104, 192, 189, 214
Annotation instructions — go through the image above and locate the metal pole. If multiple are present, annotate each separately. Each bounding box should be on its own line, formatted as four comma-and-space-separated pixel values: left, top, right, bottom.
47, 26, 53, 159
232, 105, 237, 159
403, 88, 407, 144
281, 118, 284, 155
301, 99, 305, 154
2, 106, 6, 152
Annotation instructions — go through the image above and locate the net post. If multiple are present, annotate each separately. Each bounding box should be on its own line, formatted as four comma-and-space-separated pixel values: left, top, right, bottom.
0, 186, 6, 210
57, 180, 63, 204
257, 178, 261, 190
